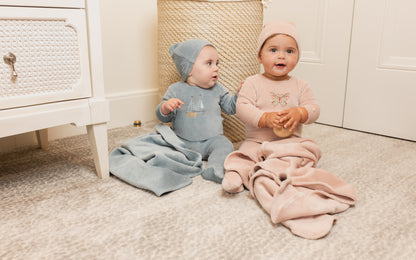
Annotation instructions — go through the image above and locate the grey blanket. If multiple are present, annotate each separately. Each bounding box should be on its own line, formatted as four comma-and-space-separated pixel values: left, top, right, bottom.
109, 124, 203, 196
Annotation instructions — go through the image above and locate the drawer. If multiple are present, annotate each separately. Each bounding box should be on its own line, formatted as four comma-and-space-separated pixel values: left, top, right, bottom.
0, 0, 84, 9
0, 6, 91, 110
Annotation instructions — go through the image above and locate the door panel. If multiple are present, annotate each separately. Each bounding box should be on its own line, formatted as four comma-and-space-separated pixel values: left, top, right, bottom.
344, 0, 416, 141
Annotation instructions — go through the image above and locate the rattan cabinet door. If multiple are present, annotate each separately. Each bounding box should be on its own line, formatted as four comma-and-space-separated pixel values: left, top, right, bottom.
0, 6, 91, 109
0, 0, 84, 8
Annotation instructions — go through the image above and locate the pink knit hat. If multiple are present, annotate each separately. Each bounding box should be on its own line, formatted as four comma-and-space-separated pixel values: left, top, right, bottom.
257, 21, 300, 57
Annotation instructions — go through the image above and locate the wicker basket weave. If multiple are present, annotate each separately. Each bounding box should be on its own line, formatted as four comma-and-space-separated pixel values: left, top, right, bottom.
157, 0, 263, 142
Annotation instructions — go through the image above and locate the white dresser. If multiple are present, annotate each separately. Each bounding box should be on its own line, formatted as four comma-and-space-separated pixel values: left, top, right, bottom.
0, 0, 109, 178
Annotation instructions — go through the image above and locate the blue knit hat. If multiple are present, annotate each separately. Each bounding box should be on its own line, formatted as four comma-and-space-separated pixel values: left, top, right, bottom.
169, 39, 214, 81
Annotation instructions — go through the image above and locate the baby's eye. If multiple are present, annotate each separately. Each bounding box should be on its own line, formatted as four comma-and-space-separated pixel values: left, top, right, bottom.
207, 61, 212, 66
287, 49, 294, 54
216, 61, 219, 66
270, 48, 278, 53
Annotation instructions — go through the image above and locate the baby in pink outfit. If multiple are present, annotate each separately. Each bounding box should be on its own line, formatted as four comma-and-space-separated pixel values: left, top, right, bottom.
222, 21, 320, 193
222, 21, 356, 240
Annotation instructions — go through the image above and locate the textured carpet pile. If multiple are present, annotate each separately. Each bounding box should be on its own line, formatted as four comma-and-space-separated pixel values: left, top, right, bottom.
1, 121, 415, 259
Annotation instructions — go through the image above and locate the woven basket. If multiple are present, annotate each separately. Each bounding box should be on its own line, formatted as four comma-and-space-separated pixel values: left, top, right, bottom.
157, 0, 263, 142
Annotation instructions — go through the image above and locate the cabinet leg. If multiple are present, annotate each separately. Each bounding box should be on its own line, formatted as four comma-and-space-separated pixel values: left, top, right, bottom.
36, 129, 49, 149
87, 123, 109, 179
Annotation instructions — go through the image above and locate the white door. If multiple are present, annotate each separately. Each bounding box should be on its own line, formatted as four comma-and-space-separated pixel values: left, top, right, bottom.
344, 0, 416, 141
263, 0, 354, 126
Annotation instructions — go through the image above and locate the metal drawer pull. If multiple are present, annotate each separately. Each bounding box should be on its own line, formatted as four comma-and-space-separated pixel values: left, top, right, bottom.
3, 52, 18, 82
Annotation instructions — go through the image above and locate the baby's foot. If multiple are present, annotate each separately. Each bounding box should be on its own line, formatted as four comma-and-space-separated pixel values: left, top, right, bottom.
201, 167, 223, 184
222, 171, 244, 193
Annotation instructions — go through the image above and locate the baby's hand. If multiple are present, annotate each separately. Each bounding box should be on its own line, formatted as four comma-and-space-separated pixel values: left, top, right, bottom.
258, 112, 283, 128
277, 107, 307, 132
161, 98, 184, 115
237, 80, 244, 94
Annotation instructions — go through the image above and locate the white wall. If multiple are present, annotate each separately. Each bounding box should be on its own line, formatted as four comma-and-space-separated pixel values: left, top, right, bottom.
0, 0, 160, 152
100, 0, 159, 126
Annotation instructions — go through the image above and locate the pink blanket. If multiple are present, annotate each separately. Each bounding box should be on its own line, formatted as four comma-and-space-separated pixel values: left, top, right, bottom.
234, 138, 356, 239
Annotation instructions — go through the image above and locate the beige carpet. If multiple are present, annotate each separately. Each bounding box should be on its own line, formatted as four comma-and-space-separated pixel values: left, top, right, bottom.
1, 121, 415, 259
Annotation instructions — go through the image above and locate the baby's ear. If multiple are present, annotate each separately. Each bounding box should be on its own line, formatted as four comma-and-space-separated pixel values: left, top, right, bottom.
257, 53, 262, 63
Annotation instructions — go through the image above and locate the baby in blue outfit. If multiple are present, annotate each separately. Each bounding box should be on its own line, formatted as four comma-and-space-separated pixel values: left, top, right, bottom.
156, 39, 238, 183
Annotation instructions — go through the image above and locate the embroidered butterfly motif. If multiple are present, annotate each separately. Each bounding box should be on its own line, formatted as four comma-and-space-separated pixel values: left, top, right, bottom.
271, 92, 290, 106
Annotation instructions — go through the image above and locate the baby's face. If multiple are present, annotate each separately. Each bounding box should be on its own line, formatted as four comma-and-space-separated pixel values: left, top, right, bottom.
258, 34, 299, 80
186, 46, 219, 89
